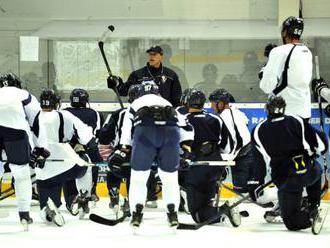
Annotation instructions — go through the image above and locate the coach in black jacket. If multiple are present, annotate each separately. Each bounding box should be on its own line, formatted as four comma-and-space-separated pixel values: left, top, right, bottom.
107, 45, 182, 107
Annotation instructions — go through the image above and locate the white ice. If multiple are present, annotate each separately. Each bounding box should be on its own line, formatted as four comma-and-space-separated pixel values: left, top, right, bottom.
0, 198, 329, 248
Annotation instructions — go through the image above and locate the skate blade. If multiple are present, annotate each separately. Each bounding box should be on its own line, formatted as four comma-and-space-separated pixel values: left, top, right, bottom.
53, 215, 65, 227
79, 210, 86, 220
312, 207, 329, 235
169, 224, 178, 234
132, 225, 140, 235
21, 219, 29, 232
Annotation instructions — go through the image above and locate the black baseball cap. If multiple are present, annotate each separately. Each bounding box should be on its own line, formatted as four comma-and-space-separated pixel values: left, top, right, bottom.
146, 46, 163, 55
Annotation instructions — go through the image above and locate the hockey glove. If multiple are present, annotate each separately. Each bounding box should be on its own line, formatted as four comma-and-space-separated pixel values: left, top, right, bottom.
29, 147, 50, 169
107, 75, 123, 90
108, 149, 129, 170
73, 143, 86, 154
312, 78, 328, 97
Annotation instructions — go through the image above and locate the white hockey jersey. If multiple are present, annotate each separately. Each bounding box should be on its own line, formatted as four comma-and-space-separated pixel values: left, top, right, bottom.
219, 106, 251, 160
36, 110, 93, 180
260, 43, 313, 118
120, 94, 194, 146
0, 86, 47, 148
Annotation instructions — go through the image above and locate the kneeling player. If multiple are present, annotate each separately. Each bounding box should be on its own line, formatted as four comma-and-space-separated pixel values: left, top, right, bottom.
251, 96, 328, 234
183, 89, 240, 227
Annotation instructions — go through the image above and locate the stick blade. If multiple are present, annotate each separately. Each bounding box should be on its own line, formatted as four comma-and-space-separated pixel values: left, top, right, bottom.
89, 213, 126, 226
177, 222, 201, 230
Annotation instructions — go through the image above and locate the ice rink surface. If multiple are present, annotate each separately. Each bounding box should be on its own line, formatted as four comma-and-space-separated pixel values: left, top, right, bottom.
1, 198, 329, 248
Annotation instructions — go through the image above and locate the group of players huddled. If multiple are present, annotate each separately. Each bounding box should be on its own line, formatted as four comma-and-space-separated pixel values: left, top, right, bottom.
0, 16, 329, 235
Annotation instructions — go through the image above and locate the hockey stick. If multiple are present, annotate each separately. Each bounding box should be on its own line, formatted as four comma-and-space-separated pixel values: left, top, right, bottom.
177, 180, 273, 230
220, 183, 274, 208
213, 179, 249, 217
315, 56, 329, 197
188, 161, 235, 167
98, 25, 124, 109
1, 159, 64, 162
89, 211, 130, 226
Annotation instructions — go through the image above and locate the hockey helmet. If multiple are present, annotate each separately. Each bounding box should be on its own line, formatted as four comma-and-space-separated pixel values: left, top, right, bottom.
209, 88, 234, 105
128, 84, 141, 103
40, 89, 61, 109
139, 80, 159, 96
0, 73, 23, 89
187, 89, 206, 109
70, 88, 89, 108
265, 95, 286, 119
281, 16, 304, 39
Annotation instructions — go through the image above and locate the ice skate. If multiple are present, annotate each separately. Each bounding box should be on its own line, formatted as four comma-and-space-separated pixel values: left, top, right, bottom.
167, 203, 178, 230
19, 211, 33, 231
130, 204, 144, 233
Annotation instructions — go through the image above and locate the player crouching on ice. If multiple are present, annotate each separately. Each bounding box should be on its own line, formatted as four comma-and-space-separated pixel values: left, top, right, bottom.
181, 89, 241, 227
113, 80, 194, 229
251, 96, 328, 234
34, 89, 94, 226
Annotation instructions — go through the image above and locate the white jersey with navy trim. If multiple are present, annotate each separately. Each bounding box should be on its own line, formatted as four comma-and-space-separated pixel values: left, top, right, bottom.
260, 43, 313, 118
0, 86, 47, 148
219, 106, 251, 159
36, 110, 93, 180
120, 94, 194, 146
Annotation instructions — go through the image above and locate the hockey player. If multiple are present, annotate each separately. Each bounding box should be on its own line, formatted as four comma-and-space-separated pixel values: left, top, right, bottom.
62, 88, 104, 206
183, 89, 240, 227
259, 16, 312, 119
98, 84, 140, 213
251, 96, 328, 234
116, 80, 194, 228
0, 73, 49, 229
209, 88, 253, 194
36, 89, 94, 226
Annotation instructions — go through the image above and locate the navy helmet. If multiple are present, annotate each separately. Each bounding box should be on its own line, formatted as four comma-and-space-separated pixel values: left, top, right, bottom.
139, 80, 159, 96
187, 89, 206, 109
40, 89, 61, 109
209, 88, 235, 104
70, 88, 89, 108
0, 73, 23, 89
266, 95, 286, 119
128, 84, 141, 103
